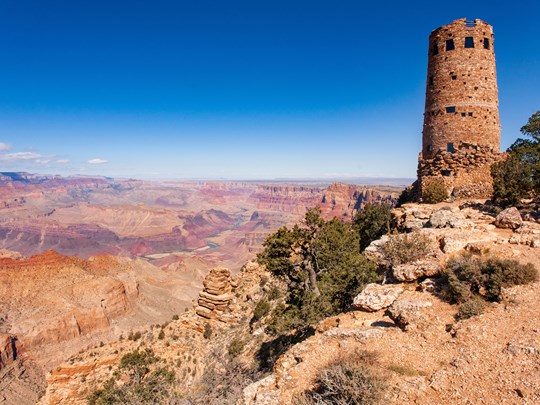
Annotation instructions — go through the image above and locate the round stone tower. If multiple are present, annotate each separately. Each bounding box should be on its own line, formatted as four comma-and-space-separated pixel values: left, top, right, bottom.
417, 18, 501, 199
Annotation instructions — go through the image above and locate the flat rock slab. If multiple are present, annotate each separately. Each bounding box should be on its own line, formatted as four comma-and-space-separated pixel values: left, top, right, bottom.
393, 260, 442, 282
352, 283, 404, 312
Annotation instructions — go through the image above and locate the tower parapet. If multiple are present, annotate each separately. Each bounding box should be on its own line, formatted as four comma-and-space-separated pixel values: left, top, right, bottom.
418, 18, 501, 199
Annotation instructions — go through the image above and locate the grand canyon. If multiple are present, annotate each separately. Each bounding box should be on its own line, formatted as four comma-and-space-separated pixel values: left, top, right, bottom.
2, 3, 539, 404
0, 172, 401, 402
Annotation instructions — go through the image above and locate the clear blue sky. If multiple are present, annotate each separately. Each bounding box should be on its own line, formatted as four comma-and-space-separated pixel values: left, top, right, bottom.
0, 1, 539, 180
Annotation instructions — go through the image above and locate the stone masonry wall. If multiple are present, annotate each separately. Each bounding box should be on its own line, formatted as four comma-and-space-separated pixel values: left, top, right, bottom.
417, 148, 502, 198
418, 142, 500, 178
422, 18, 499, 159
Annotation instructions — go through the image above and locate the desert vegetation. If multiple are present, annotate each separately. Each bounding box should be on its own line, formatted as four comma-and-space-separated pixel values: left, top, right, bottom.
422, 179, 448, 204
442, 254, 537, 319
491, 110, 540, 207
353, 203, 392, 251
88, 349, 175, 404
257, 207, 379, 335
382, 232, 432, 266
295, 350, 386, 405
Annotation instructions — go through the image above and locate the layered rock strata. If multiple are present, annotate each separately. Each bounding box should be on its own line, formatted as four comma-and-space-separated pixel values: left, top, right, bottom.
195, 267, 235, 322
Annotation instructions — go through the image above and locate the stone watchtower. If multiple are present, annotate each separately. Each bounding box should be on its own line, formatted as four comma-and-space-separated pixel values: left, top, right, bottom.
417, 18, 501, 199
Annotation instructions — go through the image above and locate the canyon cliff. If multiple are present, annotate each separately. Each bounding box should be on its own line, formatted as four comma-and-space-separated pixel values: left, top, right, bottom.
0, 173, 403, 403
38, 202, 540, 404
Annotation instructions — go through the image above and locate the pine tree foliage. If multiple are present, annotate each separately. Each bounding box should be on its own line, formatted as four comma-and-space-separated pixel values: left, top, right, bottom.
492, 111, 540, 207
257, 208, 378, 333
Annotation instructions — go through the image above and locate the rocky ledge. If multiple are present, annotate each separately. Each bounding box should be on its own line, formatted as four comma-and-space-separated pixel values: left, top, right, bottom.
244, 202, 540, 404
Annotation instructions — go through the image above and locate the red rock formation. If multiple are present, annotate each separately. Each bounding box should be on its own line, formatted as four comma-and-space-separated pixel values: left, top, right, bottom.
0, 250, 191, 370
250, 184, 322, 213
319, 182, 397, 219
195, 267, 235, 322
0, 334, 16, 370
0, 175, 400, 272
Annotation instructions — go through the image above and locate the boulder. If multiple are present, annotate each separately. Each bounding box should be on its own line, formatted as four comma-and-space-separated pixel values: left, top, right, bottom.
392, 206, 431, 232
386, 300, 432, 331
363, 236, 391, 267
418, 278, 439, 293
404, 219, 426, 232
439, 229, 499, 254
195, 305, 215, 319
243, 375, 278, 405
495, 207, 522, 230
392, 260, 442, 282
352, 283, 404, 312
427, 208, 471, 229
0, 250, 22, 259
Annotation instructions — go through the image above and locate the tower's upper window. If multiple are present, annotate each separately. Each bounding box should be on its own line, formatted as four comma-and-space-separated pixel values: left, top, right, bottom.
427, 144, 433, 152
432, 42, 439, 55
446, 39, 455, 51
483, 38, 490, 49
465, 37, 474, 48
446, 106, 456, 114
447, 143, 455, 153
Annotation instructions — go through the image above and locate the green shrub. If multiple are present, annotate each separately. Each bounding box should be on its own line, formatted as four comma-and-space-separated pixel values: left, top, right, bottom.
354, 203, 392, 251
491, 112, 540, 207
252, 299, 271, 322
88, 368, 175, 404
444, 255, 537, 303
88, 349, 175, 405
88, 378, 123, 405
203, 323, 213, 340
259, 275, 269, 287
382, 232, 432, 266
172, 314, 179, 321
443, 255, 537, 320
120, 349, 157, 376
396, 187, 414, 207
128, 331, 142, 341
158, 330, 165, 340
457, 298, 486, 320
443, 268, 473, 304
422, 180, 448, 204
267, 285, 282, 301
296, 350, 386, 405
228, 338, 245, 358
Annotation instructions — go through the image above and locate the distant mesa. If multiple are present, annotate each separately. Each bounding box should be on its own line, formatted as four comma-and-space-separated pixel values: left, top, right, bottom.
0, 173, 401, 270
